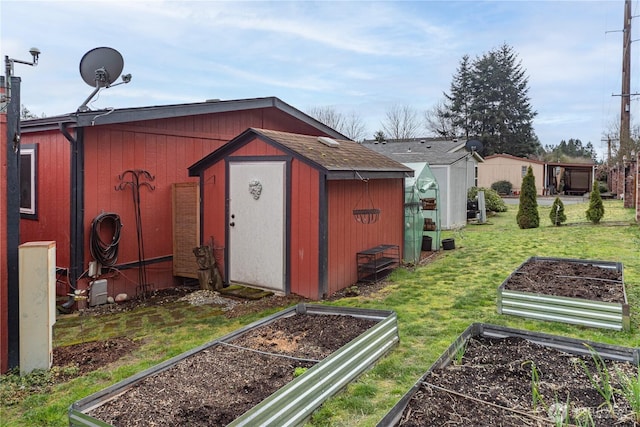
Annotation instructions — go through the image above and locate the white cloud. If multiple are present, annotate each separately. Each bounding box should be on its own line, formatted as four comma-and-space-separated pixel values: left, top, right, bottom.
1, 0, 636, 156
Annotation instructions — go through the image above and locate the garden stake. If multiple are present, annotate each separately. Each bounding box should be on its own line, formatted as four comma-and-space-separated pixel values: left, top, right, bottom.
116, 169, 155, 298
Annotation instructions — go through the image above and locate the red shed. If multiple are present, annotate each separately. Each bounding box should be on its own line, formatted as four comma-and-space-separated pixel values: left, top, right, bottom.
188, 128, 412, 299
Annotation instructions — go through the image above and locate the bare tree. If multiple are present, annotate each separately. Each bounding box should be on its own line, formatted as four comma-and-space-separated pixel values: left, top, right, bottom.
307, 106, 344, 132
381, 104, 420, 140
424, 99, 457, 139
21, 104, 44, 119
306, 106, 367, 141
602, 117, 640, 163
341, 111, 367, 142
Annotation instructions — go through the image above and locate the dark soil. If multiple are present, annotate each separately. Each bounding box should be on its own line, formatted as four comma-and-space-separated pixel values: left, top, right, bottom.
54, 337, 140, 376
503, 259, 625, 303
396, 336, 638, 426
85, 313, 378, 426
51, 283, 381, 380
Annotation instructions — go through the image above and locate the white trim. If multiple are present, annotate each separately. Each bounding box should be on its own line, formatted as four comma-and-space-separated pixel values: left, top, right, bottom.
20, 146, 36, 216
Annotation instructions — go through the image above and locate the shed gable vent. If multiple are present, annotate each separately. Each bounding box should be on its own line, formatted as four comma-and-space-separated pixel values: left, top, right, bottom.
317, 136, 340, 148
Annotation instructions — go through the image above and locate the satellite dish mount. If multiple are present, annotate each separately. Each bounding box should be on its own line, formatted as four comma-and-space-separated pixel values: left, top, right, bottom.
77, 47, 131, 112
465, 139, 484, 153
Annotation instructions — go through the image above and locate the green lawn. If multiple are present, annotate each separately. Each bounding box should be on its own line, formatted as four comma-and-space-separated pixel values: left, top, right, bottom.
1, 199, 638, 427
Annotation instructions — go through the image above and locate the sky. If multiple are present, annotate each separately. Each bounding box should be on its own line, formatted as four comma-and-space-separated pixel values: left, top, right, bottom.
1, 1, 638, 161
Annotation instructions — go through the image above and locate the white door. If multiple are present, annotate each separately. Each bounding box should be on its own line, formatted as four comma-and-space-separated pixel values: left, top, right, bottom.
228, 161, 286, 291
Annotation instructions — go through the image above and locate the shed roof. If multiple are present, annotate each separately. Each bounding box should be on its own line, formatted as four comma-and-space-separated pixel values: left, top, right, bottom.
485, 153, 595, 168
19, 96, 347, 139
483, 153, 545, 165
362, 138, 483, 165
189, 128, 413, 180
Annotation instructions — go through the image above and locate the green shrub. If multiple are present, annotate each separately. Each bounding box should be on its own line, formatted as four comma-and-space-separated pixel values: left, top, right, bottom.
549, 197, 566, 226
516, 166, 539, 229
490, 180, 513, 195
597, 181, 608, 193
467, 187, 507, 212
586, 181, 605, 224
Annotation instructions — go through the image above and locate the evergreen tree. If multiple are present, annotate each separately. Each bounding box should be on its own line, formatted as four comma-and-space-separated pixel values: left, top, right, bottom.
445, 44, 539, 157
585, 181, 605, 224
544, 138, 597, 162
549, 197, 566, 226
516, 166, 539, 229
445, 54, 473, 140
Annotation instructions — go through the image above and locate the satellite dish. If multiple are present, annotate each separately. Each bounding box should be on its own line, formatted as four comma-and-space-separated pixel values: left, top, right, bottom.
77, 47, 131, 112
79, 47, 124, 87
465, 139, 484, 153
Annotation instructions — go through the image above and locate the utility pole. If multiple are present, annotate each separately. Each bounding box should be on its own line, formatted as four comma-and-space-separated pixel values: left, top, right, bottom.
3, 49, 40, 370
620, 0, 632, 156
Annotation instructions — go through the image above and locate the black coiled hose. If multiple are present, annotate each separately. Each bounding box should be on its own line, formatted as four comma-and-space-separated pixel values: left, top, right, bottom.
89, 213, 122, 267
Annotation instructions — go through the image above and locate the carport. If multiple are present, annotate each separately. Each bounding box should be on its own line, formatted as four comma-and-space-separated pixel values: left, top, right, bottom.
544, 162, 596, 196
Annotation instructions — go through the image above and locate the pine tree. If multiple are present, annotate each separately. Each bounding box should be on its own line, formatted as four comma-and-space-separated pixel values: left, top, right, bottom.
445, 54, 473, 140
516, 166, 539, 229
445, 44, 540, 157
549, 197, 566, 226
585, 181, 605, 224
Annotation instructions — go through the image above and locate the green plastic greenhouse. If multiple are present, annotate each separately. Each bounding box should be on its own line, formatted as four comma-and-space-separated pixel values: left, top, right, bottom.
403, 162, 441, 264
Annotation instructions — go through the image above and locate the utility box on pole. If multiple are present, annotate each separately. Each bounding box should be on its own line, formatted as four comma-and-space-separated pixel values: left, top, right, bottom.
19, 241, 56, 375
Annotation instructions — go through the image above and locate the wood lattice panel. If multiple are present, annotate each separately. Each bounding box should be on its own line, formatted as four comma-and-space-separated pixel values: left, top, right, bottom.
172, 182, 200, 278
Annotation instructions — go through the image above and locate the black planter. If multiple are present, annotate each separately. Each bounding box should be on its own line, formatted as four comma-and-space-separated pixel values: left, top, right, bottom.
442, 238, 455, 250
421, 236, 432, 251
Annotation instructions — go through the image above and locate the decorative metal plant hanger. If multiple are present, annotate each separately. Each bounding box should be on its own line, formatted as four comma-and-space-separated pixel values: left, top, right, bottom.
353, 171, 381, 224
115, 169, 155, 298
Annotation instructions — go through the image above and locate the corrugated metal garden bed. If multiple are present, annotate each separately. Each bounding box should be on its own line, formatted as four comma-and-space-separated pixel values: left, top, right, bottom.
378, 323, 640, 426
497, 257, 629, 330
69, 303, 398, 427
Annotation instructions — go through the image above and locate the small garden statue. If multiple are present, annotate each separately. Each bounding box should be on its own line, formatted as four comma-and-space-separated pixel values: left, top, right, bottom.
516, 166, 539, 229
585, 180, 605, 224
193, 245, 223, 290
549, 197, 566, 226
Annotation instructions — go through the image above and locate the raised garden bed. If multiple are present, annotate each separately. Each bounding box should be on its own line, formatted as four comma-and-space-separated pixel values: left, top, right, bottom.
497, 257, 629, 330
69, 303, 399, 426
378, 323, 640, 426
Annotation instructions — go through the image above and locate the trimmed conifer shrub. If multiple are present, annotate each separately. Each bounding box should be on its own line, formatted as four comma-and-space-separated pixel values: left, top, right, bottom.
549, 197, 566, 226
516, 166, 539, 229
586, 181, 605, 224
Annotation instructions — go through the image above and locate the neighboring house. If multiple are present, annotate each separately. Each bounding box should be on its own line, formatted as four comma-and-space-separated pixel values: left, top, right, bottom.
363, 138, 482, 230
189, 128, 412, 299
479, 154, 545, 194
479, 154, 596, 196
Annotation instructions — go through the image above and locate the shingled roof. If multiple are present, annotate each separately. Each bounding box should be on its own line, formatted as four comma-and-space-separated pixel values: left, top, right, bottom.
189, 128, 413, 180
362, 138, 483, 165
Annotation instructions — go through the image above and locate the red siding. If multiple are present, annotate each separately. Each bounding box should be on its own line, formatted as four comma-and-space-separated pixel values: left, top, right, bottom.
20, 130, 71, 265
289, 159, 320, 299
82, 125, 219, 295
327, 178, 405, 295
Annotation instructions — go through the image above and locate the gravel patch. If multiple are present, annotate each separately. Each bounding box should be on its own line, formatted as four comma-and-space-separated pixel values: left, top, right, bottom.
178, 290, 239, 310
